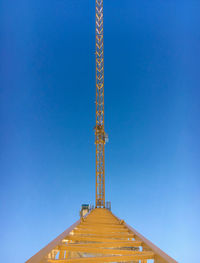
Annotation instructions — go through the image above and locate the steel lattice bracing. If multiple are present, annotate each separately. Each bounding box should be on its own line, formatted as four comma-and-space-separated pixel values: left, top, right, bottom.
95, 0, 107, 208
26, 208, 178, 263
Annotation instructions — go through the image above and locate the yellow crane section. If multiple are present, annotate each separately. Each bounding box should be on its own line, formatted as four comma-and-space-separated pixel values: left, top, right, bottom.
26, 208, 177, 263
95, 0, 108, 208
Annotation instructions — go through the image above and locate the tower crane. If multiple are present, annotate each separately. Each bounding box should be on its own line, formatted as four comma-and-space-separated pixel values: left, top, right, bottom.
26, 1, 178, 262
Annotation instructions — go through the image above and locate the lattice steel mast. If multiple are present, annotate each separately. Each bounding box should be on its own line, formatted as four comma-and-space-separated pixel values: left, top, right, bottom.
95, 0, 107, 208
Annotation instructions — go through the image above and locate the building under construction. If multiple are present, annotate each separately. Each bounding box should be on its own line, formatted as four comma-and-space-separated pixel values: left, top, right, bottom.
26, 1, 177, 262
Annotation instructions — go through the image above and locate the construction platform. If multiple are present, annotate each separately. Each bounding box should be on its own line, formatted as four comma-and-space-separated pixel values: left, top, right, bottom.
26, 208, 177, 263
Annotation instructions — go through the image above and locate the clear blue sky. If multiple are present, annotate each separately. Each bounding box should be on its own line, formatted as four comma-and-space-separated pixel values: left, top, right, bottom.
1, 1, 199, 262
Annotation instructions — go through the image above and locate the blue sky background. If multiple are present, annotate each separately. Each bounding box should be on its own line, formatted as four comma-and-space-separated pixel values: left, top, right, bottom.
1, 1, 200, 262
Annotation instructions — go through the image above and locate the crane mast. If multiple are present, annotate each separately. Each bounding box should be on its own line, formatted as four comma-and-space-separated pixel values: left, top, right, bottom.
95, 0, 107, 208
